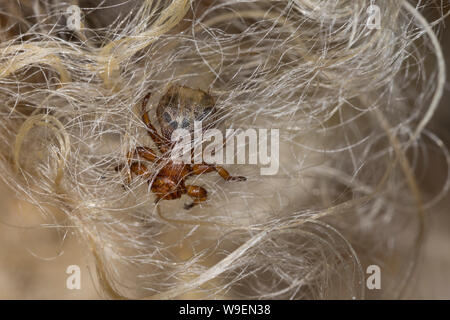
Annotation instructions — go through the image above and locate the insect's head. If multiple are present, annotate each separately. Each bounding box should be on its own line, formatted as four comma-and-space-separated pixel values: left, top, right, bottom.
156, 85, 217, 140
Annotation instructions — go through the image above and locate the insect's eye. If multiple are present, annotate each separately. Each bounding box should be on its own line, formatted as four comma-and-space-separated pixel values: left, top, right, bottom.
162, 112, 172, 123
169, 121, 178, 129
181, 118, 190, 128
196, 107, 213, 121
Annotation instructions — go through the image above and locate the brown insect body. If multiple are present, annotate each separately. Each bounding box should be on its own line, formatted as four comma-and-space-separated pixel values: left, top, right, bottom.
121, 85, 245, 210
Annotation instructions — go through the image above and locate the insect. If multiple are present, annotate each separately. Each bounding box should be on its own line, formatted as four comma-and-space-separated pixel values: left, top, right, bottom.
119, 84, 246, 210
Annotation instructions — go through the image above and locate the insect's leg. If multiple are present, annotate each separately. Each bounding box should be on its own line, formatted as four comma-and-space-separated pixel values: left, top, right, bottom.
141, 92, 170, 154
115, 160, 152, 190
191, 164, 246, 181
129, 162, 152, 180
184, 185, 208, 210
114, 163, 126, 172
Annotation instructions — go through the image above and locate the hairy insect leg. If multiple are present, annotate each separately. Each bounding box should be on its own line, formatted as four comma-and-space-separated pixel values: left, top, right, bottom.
184, 185, 208, 210
127, 146, 158, 165
141, 92, 170, 154
191, 164, 246, 181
